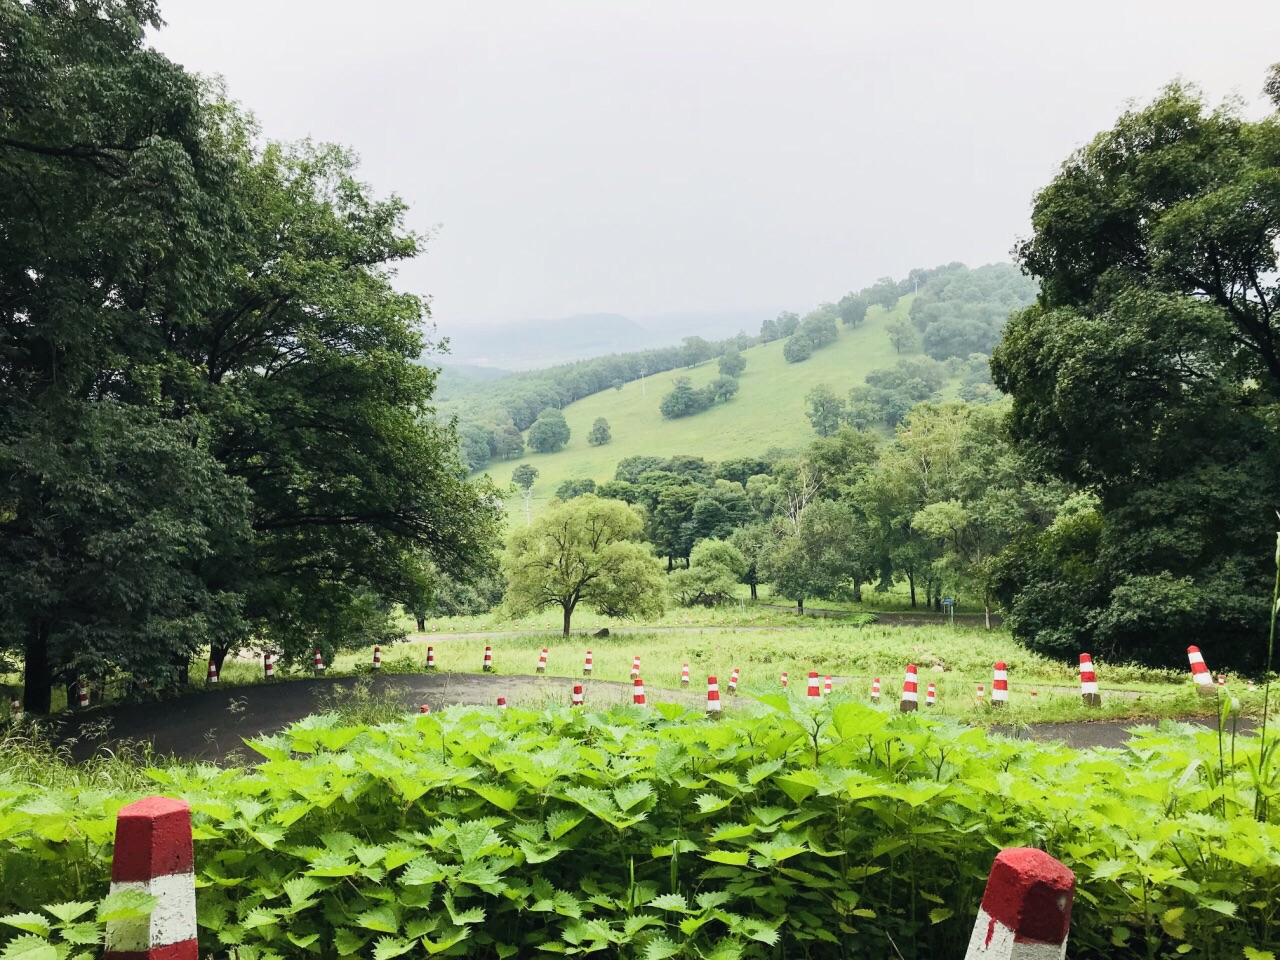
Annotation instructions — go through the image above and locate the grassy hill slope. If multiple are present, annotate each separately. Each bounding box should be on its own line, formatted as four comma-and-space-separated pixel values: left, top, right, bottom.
480, 296, 946, 522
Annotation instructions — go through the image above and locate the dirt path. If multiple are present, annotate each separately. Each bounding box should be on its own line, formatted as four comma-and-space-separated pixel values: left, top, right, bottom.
49, 673, 1237, 765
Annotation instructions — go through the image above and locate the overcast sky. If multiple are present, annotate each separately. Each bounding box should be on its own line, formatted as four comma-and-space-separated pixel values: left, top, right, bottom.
151, 1, 1276, 332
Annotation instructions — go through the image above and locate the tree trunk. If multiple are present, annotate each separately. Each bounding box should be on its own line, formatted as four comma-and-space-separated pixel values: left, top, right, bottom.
984, 602, 991, 630
749, 581, 757, 601
667, 555, 673, 572
935, 594, 942, 613
852, 577, 863, 602
171, 654, 190, 687
416, 616, 425, 632
22, 622, 52, 714
562, 605, 573, 637
211, 644, 229, 675
908, 572, 916, 609
797, 598, 804, 615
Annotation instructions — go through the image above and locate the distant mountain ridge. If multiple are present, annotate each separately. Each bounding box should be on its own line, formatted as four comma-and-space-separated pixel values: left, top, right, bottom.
438, 309, 778, 370
442, 313, 652, 369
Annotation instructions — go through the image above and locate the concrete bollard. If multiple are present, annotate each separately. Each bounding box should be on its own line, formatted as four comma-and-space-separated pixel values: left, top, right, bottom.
964, 848, 1074, 959
706, 676, 721, 717
992, 662, 1008, 707
1079, 654, 1100, 708
1187, 645, 1213, 694
900, 664, 918, 713
103, 797, 198, 960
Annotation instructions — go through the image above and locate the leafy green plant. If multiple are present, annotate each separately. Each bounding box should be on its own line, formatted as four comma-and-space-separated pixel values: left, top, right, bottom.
1, 697, 1279, 958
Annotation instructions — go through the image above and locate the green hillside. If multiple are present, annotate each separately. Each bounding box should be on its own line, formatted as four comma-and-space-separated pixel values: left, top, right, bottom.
478, 296, 963, 523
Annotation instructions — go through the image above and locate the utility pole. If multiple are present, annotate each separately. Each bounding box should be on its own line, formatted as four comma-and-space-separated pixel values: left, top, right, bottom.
640, 366, 647, 398
521, 488, 533, 525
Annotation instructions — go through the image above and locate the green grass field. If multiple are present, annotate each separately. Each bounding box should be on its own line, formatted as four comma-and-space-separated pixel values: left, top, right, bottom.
478, 296, 968, 524
210, 613, 1252, 727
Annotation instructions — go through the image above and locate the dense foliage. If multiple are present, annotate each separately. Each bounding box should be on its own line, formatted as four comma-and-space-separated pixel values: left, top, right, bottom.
909, 263, 1038, 360
1, 704, 1277, 959
992, 82, 1280, 669
0, 0, 499, 711
501, 495, 666, 634
658, 376, 739, 420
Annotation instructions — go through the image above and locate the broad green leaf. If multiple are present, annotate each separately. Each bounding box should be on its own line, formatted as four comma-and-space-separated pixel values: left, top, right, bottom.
0, 934, 57, 960
0, 915, 50, 938
42, 903, 94, 925
929, 908, 953, 924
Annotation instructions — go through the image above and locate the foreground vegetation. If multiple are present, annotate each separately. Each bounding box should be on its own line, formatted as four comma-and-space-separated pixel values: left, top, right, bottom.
2, 701, 1277, 959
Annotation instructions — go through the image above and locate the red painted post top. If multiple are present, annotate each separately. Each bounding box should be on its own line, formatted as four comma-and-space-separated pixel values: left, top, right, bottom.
981, 848, 1074, 944
111, 797, 194, 882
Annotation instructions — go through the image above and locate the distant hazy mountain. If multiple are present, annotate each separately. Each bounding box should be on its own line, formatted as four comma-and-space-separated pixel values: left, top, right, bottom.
438, 309, 780, 371
442, 314, 652, 369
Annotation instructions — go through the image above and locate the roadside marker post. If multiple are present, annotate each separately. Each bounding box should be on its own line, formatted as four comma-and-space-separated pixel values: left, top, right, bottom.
900, 664, 919, 713
963, 848, 1074, 960
1079, 654, 1100, 708
103, 797, 198, 960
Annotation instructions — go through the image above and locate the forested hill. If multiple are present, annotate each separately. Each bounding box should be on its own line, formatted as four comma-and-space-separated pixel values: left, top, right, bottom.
444, 262, 1035, 475
466, 262, 1036, 520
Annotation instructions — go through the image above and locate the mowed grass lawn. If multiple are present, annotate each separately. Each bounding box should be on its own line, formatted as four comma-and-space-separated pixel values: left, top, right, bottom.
475, 295, 973, 525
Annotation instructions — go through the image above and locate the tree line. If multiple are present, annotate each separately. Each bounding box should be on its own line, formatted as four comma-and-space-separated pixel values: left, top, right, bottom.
0, 1, 499, 711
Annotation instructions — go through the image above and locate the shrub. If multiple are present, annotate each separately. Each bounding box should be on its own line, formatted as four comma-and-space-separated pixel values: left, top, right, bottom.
782, 334, 813, 363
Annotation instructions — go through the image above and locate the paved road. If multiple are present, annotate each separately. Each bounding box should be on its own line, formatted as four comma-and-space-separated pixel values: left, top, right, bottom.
48, 674, 1239, 765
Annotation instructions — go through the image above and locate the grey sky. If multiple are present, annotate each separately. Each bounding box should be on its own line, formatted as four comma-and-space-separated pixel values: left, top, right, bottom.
152, 1, 1276, 332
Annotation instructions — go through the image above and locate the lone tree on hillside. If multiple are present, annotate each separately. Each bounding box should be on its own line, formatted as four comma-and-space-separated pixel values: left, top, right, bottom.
718, 347, 747, 378
587, 417, 612, 446
502, 495, 666, 635
527, 408, 570, 452
512, 463, 538, 524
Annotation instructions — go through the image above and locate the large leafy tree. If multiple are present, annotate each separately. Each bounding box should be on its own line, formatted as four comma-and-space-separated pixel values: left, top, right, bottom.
502, 495, 666, 635
991, 81, 1280, 667
0, 1, 499, 708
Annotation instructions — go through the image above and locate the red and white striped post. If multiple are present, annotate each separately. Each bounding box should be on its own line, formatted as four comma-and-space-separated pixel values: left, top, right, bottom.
963, 848, 1074, 959
976, 684, 986, 704
482, 646, 491, 672
681, 663, 690, 687
77, 680, 90, 710
497, 696, 507, 710
419, 704, 431, 714
1217, 674, 1227, 690
103, 797, 197, 960
871, 678, 881, 703
1187, 645, 1213, 693
537, 648, 548, 674
728, 667, 740, 694
781, 672, 789, 689
206, 658, 218, 685
706, 676, 721, 717
263, 652, 275, 680
633, 677, 646, 707
372, 646, 382, 670
313, 649, 324, 677
631, 656, 641, 679
992, 662, 1008, 708
824, 675, 833, 695
572, 683, 584, 707
1079, 653, 1100, 707
900, 664, 919, 713
807, 671, 821, 697
926, 682, 936, 706
426, 646, 436, 670
583, 650, 593, 675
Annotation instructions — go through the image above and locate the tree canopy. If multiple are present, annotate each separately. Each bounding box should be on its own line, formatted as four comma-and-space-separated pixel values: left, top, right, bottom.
501, 495, 666, 635
0, 0, 500, 709
991, 81, 1280, 668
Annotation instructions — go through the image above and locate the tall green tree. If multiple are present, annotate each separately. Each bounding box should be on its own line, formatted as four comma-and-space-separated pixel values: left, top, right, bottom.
763, 500, 860, 614
527, 408, 571, 452
0, 2, 501, 707
991, 80, 1280, 667
502, 495, 666, 635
